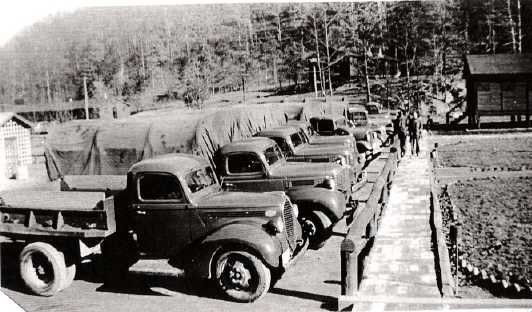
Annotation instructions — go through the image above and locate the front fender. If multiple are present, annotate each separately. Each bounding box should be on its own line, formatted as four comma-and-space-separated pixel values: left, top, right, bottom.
287, 188, 346, 221
191, 223, 283, 279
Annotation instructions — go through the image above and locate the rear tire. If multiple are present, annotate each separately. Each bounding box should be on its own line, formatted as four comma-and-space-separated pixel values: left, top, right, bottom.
214, 251, 271, 302
19, 242, 67, 296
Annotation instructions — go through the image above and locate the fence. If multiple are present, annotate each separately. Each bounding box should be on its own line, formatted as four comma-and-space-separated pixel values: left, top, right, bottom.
340, 147, 398, 303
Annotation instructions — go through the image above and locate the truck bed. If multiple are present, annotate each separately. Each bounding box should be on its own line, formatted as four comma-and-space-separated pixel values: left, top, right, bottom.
61, 175, 126, 196
0, 191, 115, 239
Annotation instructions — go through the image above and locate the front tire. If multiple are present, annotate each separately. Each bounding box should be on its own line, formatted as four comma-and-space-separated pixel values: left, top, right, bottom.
214, 251, 271, 302
301, 210, 333, 250
19, 242, 67, 296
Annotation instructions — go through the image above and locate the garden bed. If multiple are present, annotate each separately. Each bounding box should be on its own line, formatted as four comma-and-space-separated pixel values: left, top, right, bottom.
437, 134, 532, 169
439, 177, 532, 298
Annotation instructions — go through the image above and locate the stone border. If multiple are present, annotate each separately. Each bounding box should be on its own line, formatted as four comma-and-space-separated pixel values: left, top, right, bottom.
458, 256, 532, 298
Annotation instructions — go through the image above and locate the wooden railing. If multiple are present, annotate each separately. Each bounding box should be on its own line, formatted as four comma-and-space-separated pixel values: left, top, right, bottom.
340, 147, 398, 300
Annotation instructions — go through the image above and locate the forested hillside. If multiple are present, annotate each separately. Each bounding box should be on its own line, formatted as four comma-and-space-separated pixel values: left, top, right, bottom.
0, 0, 530, 109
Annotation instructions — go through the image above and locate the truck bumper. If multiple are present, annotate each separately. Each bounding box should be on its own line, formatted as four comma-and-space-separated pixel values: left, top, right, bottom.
281, 237, 308, 270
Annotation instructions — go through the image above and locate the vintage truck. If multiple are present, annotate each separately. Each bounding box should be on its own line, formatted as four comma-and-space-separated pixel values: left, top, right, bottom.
283, 121, 366, 181
215, 137, 352, 249
1, 154, 305, 302
254, 126, 358, 179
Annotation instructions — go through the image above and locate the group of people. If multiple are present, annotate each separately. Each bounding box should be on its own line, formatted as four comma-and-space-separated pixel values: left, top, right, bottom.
393, 109, 423, 158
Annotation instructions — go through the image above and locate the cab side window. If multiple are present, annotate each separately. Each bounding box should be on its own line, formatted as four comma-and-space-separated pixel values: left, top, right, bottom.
227, 153, 263, 174
138, 173, 183, 201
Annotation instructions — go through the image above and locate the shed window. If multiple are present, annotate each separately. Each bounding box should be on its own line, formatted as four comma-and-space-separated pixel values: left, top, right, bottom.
478, 82, 490, 92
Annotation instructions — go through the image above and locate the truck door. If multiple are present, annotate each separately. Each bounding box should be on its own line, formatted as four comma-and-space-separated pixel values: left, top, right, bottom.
131, 172, 191, 257
222, 153, 286, 192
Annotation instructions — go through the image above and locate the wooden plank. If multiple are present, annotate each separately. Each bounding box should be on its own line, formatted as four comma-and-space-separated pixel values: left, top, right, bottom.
0, 191, 105, 211
339, 295, 532, 306
353, 183, 374, 202
61, 175, 126, 193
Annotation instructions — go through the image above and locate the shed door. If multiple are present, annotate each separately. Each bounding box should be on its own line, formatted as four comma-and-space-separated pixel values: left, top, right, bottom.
4, 137, 18, 178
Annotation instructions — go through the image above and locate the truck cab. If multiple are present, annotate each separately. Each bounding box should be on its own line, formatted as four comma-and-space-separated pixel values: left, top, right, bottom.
346, 106, 369, 127
215, 138, 352, 249
109, 154, 305, 302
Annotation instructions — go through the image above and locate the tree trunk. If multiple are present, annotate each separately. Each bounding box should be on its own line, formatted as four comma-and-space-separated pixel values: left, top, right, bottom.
517, 0, 523, 53
312, 13, 325, 96
507, 0, 517, 53
140, 38, 146, 80
364, 44, 371, 103
324, 9, 333, 96
46, 69, 52, 105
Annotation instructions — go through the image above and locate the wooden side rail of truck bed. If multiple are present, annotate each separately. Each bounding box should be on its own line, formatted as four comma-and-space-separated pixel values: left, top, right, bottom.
0, 191, 116, 239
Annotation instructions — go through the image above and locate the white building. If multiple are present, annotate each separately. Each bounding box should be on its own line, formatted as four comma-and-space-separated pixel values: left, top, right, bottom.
0, 113, 33, 179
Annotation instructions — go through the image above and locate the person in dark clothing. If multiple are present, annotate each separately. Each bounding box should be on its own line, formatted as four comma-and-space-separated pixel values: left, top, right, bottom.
426, 115, 434, 135
394, 110, 407, 157
408, 112, 422, 156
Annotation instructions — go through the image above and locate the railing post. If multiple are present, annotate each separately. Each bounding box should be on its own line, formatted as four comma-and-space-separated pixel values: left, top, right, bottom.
341, 238, 357, 296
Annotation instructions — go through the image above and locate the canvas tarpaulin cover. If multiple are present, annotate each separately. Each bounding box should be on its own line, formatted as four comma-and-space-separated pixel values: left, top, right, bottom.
44, 101, 346, 180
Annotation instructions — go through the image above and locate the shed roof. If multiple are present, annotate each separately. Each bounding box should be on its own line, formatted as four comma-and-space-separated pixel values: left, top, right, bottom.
0, 112, 33, 128
465, 54, 532, 76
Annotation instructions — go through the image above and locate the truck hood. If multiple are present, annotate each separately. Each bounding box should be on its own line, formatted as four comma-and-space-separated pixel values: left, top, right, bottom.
196, 191, 285, 209
294, 145, 350, 157
270, 161, 342, 179
309, 136, 352, 145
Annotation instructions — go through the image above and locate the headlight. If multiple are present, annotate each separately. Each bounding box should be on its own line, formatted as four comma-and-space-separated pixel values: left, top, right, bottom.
323, 177, 336, 190
335, 156, 347, 166
292, 203, 299, 219
264, 218, 284, 234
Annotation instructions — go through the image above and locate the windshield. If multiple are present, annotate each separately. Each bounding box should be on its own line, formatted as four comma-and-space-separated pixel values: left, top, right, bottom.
271, 137, 291, 155
298, 129, 310, 143
264, 146, 283, 165
185, 166, 218, 193
290, 133, 304, 147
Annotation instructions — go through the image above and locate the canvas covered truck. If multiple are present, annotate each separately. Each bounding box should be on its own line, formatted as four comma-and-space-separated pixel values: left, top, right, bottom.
215, 137, 352, 249
1, 154, 305, 302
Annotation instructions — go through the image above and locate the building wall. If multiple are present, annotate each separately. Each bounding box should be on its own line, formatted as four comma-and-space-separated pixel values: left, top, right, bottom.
0, 120, 32, 178
473, 79, 531, 115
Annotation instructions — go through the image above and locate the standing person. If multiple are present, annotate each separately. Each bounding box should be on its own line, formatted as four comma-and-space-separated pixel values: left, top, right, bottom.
394, 110, 407, 158
408, 111, 422, 156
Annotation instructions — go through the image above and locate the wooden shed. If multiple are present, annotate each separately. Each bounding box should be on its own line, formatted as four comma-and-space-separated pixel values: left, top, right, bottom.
0, 113, 33, 179
464, 54, 532, 127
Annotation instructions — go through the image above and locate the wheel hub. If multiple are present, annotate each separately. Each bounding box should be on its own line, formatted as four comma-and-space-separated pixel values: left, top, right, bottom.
302, 219, 317, 237
227, 261, 251, 288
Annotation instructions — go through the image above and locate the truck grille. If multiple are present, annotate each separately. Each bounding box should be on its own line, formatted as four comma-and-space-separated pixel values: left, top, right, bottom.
282, 199, 297, 250
336, 169, 349, 192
